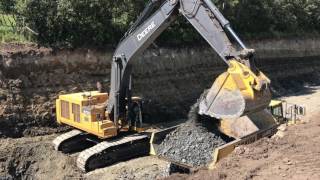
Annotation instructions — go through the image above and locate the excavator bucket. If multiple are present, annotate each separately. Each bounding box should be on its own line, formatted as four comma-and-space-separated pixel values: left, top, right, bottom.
199, 60, 271, 119
217, 109, 278, 139
209, 109, 278, 169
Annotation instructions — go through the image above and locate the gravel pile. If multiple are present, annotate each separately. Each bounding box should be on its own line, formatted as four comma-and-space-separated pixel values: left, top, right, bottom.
158, 95, 229, 167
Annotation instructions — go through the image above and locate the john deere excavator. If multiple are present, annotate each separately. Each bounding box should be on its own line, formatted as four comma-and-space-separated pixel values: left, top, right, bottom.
53, 0, 274, 172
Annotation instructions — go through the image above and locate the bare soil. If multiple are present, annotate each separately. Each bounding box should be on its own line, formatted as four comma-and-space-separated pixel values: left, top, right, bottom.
0, 135, 82, 180
0, 135, 170, 180
86, 156, 170, 180
0, 43, 51, 57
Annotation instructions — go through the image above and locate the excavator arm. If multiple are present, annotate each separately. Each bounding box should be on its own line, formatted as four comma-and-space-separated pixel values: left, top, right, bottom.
107, 0, 271, 127
107, 0, 177, 127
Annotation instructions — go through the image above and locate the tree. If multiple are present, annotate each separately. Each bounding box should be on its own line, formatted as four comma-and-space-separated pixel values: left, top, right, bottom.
13, 0, 320, 47
0, 0, 16, 13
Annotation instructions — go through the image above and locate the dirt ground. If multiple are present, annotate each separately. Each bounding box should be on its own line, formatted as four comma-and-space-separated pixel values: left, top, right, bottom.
86, 157, 170, 180
0, 134, 171, 180
0, 87, 319, 180
0, 135, 81, 179
168, 86, 320, 180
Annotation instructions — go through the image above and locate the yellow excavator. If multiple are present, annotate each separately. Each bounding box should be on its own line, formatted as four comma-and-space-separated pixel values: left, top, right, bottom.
53, 0, 275, 172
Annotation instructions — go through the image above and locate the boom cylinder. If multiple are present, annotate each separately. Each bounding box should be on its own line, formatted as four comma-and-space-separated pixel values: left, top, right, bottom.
203, 0, 247, 49
225, 25, 247, 49
203, 0, 229, 27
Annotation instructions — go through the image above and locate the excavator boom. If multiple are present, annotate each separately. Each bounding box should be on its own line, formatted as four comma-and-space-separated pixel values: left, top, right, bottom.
107, 0, 271, 123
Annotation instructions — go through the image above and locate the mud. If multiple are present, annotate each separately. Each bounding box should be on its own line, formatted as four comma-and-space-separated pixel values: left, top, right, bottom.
158, 95, 230, 167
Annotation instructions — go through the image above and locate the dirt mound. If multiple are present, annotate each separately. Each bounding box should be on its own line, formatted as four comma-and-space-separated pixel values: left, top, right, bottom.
0, 135, 82, 180
158, 96, 230, 167
0, 134, 170, 180
0, 43, 51, 58
86, 156, 170, 180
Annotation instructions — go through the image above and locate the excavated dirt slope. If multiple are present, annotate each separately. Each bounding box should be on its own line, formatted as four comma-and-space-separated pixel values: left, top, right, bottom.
1, 39, 320, 138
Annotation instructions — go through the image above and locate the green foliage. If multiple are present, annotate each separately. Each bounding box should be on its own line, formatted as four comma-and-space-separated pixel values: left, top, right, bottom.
15, 0, 147, 47
0, 14, 27, 43
0, 0, 16, 13
0, 14, 16, 26
0, 27, 28, 43
228, 0, 320, 38
4, 0, 320, 47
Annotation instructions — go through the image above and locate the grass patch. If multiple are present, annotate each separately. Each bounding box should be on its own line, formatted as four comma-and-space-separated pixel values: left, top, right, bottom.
0, 14, 16, 26
0, 14, 30, 43
0, 27, 28, 43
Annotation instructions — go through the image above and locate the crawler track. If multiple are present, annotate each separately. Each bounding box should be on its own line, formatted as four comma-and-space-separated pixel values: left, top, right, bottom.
52, 130, 95, 153
76, 134, 150, 172
53, 130, 82, 151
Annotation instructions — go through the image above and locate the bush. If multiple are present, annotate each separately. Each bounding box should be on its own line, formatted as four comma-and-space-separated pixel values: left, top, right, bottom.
235, 0, 320, 37
0, 0, 16, 13
12, 0, 320, 47
16, 0, 146, 47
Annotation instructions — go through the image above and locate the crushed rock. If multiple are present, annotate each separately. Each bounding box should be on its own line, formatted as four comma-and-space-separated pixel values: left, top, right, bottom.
158, 94, 229, 167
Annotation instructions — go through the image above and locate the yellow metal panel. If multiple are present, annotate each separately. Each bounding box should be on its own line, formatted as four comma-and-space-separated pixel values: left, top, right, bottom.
56, 91, 114, 139
59, 91, 108, 104
201, 60, 271, 119
149, 132, 157, 156
56, 99, 62, 124
269, 100, 283, 107
209, 139, 241, 169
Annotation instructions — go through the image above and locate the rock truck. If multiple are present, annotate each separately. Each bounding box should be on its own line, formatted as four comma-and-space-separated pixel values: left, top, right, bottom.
53, 0, 277, 172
